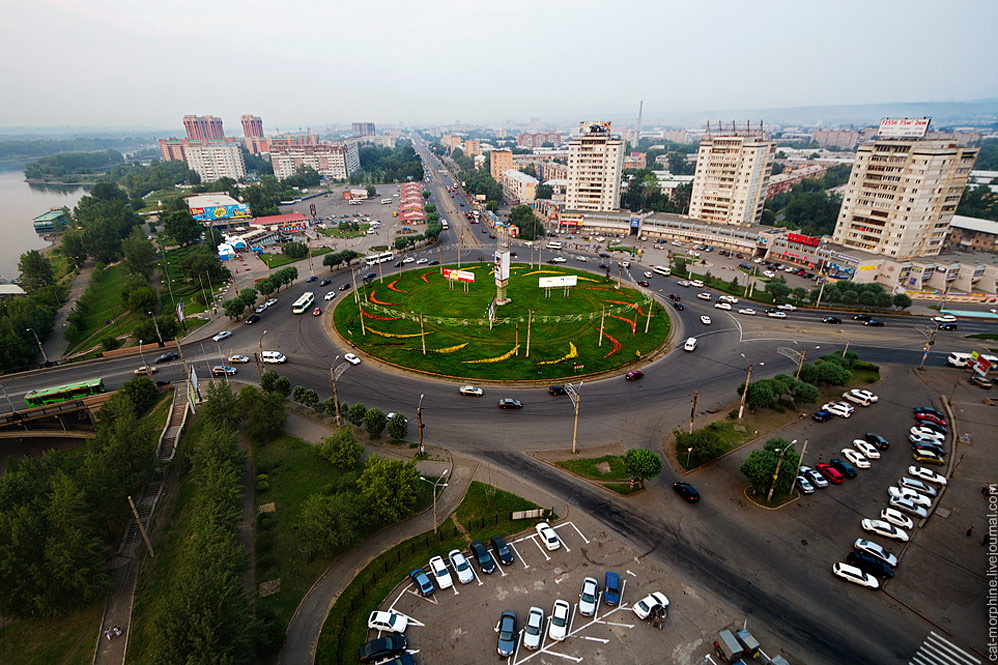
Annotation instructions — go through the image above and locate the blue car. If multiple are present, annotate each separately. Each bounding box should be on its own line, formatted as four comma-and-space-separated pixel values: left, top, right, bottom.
409, 568, 434, 596
812, 410, 833, 423
603, 571, 621, 606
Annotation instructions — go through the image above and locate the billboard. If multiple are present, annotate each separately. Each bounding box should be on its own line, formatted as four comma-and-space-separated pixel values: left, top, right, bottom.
539, 275, 578, 288
560, 212, 584, 226
630, 216, 641, 229
494, 250, 510, 284
442, 268, 475, 283
579, 121, 612, 136
971, 352, 992, 377
189, 203, 251, 222
878, 117, 930, 139
787, 233, 820, 247
476, 194, 487, 202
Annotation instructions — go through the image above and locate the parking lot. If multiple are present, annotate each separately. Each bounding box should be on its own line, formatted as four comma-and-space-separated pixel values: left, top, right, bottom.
366, 518, 742, 665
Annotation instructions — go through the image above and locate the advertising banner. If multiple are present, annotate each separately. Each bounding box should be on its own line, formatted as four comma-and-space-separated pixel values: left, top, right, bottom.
442, 268, 475, 283
580, 121, 612, 135
476, 194, 487, 202
560, 212, 584, 226
630, 216, 641, 229
878, 117, 930, 139
539, 275, 578, 288
189, 203, 251, 222
494, 250, 510, 284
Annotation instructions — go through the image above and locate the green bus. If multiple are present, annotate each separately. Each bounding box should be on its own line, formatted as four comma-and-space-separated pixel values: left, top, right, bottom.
24, 378, 106, 408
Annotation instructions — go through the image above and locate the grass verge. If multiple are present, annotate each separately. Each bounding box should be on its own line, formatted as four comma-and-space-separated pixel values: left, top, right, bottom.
0, 603, 102, 665
320, 223, 369, 238
554, 454, 632, 489
966, 333, 998, 341
261, 247, 332, 270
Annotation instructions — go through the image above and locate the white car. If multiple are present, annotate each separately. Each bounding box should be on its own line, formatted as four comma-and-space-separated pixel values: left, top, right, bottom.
850, 389, 879, 403
133, 365, 157, 376
344, 353, 361, 365
890, 496, 929, 519
548, 600, 571, 641
862, 519, 910, 542
908, 466, 947, 486
718, 295, 739, 304
854, 538, 898, 567
428, 555, 453, 589
738, 308, 756, 316
448, 549, 474, 584
535, 522, 561, 550
459, 385, 483, 397
264, 298, 278, 308
777, 303, 797, 311
767, 310, 787, 319
324, 291, 336, 301
796, 474, 814, 494
402, 257, 415, 264
881, 507, 914, 530
212, 330, 233, 342
852, 440, 881, 459
575, 256, 588, 262
843, 390, 875, 406
910, 426, 944, 441
368, 610, 408, 633
799, 465, 828, 489
643, 271, 654, 278
840, 448, 870, 469
887, 487, 932, 509
523, 606, 545, 650
714, 302, 732, 310
676, 280, 691, 287
898, 477, 938, 498
821, 402, 853, 418
551, 257, 567, 263
255, 303, 267, 314
632, 592, 670, 620
932, 314, 957, 323
416, 258, 429, 264
690, 279, 704, 288
696, 292, 712, 301
700, 315, 712, 325
683, 337, 698, 352
763, 270, 776, 278
579, 577, 599, 616
832, 562, 879, 589
227, 354, 250, 364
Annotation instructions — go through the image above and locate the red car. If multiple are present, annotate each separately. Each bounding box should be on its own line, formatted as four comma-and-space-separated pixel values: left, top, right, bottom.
312, 307, 322, 316
625, 370, 644, 381
816, 463, 844, 484
915, 413, 947, 427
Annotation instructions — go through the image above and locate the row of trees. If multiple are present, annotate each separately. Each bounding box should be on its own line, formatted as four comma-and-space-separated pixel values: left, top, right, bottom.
760, 164, 851, 236
621, 168, 692, 214
322, 249, 361, 271
23, 150, 124, 179
0, 375, 159, 618
510, 205, 544, 240
763, 278, 912, 310
350, 143, 424, 184
221, 266, 299, 319
4, 136, 152, 161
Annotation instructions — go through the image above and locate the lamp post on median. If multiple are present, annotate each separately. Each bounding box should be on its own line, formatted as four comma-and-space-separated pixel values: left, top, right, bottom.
138, 339, 151, 378
329, 355, 351, 427
766, 439, 797, 503
420, 469, 448, 533
0, 382, 15, 413
256, 329, 267, 384
565, 382, 583, 454
26, 327, 47, 364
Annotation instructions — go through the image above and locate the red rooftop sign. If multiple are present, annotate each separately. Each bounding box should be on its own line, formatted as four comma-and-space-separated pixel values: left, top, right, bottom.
787, 233, 819, 247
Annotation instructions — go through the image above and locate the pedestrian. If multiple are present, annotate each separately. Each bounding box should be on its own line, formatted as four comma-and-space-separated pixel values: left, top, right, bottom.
113, 625, 122, 637
818, 454, 823, 462
105, 629, 112, 641
967, 526, 974, 537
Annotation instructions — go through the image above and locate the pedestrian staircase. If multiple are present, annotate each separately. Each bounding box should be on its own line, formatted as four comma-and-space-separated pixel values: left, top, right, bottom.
156, 392, 189, 462
909, 631, 981, 665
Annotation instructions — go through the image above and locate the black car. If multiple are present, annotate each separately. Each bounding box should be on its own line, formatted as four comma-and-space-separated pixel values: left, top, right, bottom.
363, 272, 377, 283
154, 351, 180, 364
306, 275, 318, 283
498, 399, 523, 409
916, 420, 947, 436
829, 458, 857, 479
864, 319, 885, 327
490, 535, 514, 566
668, 293, 681, 301
863, 432, 889, 450
937, 323, 957, 331
823, 316, 842, 324
852, 313, 871, 321
339, 283, 350, 291
846, 551, 894, 579
912, 441, 946, 458
599, 252, 610, 258
548, 385, 566, 395
673, 482, 700, 503
359, 635, 407, 663
637, 280, 649, 287
319, 278, 331, 286
395, 261, 403, 267
429, 260, 440, 265
673, 303, 684, 311
470, 539, 496, 574
497, 611, 517, 657
245, 314, 260, 325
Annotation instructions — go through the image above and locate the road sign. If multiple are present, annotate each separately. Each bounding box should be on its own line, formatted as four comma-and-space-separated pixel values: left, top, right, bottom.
970, 351, 991, 376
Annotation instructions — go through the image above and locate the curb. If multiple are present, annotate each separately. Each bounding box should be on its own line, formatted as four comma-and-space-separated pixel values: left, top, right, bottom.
742, 486, 800, 511
526, 451, 645, 498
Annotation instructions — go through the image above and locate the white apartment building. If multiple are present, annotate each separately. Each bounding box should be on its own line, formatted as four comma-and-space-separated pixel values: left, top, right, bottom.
271, 142, 360, 181
832, 137, 978, 259
501, 169, 538, 202
184, 142, 246, 182
565, 121, 624, 212
688, 130, 775, 226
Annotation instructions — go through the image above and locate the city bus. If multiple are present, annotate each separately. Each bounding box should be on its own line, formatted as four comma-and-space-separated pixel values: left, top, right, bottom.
546, 241, 563, 250
381, 198, 393, 204
653, 265, 672, 277
24, 378, 106, 407
441, 220, 449, 230
292, 291, 315, 314
365, 251, 395, 266
348, 199, 363, 206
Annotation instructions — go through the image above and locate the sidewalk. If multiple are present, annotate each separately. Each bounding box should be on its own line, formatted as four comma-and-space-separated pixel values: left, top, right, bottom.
42, 260, 95, 361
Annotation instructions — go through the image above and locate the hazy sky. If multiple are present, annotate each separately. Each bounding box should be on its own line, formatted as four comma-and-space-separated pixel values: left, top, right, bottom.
2, 0, 996, 131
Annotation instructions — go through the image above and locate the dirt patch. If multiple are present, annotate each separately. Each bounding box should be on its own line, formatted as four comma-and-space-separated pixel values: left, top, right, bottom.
259, 579, 281, 597
595, 461, 611, 474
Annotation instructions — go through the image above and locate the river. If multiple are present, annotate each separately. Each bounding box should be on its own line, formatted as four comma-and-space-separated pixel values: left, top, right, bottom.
0, 169, 88, 280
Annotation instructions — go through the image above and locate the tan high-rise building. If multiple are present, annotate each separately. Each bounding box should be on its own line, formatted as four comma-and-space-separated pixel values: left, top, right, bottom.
832, 136, 977, 259
688, 125, 775, 226
185, 142, 246, 182
565, 121, 623, 212
490, 149, 513, 182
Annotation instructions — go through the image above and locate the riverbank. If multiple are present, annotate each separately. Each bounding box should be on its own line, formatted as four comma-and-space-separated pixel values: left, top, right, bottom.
25, 177, 103, 186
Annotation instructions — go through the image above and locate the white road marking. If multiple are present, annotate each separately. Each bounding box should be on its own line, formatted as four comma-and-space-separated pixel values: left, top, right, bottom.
509, 542, 530, 569
584, 636, 609, 643
625, 569, 636, 576
530, 535, 551, 561
601, 620, 635, 628
567, 521, 590, 544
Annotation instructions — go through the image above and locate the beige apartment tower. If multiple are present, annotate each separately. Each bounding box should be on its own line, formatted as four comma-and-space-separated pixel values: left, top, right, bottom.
688, 123, 775, 226
565, 121, 624, 211
490, 149, 514, 182
832, 138, 977, 259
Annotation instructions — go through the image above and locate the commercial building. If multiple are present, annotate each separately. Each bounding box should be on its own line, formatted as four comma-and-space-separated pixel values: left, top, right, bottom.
185, 194, 251, 225
688, 122, 776, 227
943, 215, 998, 253
517, 132, 561, 148
766, 164, 828, 198
183, 115, 225, 141
185, 142, 246, 182
622, 152, 646, 170
659, 129, 692, 144
352, 122, 376, 137
491, 149, 514, 182
250, 212, 309, 234
831, 119, 978, 259
241, 115, 264, 139
32, 208, 69, 233
270, 142, 360, 181
565, 121, 624, 212
501, 169, 538, 202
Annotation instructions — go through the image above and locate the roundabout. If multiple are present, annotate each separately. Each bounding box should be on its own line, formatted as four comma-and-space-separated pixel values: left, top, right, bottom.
331, 262, 670, 381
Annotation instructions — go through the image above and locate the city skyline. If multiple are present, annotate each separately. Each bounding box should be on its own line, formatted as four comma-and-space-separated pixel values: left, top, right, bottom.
2, 0, 997, 129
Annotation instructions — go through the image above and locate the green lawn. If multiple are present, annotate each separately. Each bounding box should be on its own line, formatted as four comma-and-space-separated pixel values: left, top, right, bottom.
261, 246, 332, 269
966, 333, 998, 341
0, 603, 102, 665
333, 263, 670, 380
66, 264, 147, 355
315, 482, 550, 665
555, 454, 631, 481
320, 223, 369, 238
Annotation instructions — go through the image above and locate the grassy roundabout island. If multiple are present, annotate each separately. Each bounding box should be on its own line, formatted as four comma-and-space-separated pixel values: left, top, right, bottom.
332, 262, 670, 381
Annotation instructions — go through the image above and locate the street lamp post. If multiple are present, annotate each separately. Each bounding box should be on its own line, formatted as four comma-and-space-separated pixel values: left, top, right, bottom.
147, 312, 163, 345
417, 393, 425, 456
737, 364, 753, 420
256, 330, 267, 384
0, 382, 15, 413
766, 439, 797, 502
26, 327, 47, 364
419, 469, 448, 533
138, 339, 151, 378
566, 382, 583, 454
329, 356, 351, 427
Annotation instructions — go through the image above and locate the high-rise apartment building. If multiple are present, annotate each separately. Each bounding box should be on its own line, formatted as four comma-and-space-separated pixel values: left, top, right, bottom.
185, 142, 246, 182
490, 149, 514, 182
500, 169, 538, 203
183, 115, 225, 141
352, 122, 376, 137
241, 115, 264, 138
270, 142, 360, 181
688, 123, 775, 226
831, 120, 977, 259
565, 121, 624, 212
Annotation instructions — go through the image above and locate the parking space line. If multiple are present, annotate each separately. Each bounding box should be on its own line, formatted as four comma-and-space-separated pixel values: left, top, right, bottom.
530, 535, 551, 561
566, 521, 590, 544
583, 636, 609, 643
470, 561, 484, 586
510, 543, 530, 569
602, 620, 635, 628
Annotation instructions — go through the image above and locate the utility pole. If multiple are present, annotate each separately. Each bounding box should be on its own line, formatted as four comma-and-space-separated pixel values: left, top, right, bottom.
526, 310, 532, 357
689, 391, 698, 434
841, 339, 850, 359
0, 382, 16, 413
918, 327, 936, 370
417, 393, 425, 456
566, 382, 583, 454
330, 357, 350, 427
738, 365, 753, 419
767, 440, 797, 502
420, 312, 426, 355
795, 350, 806, 381
598, 306, 605, 346
814, 277, 827, 308
351, 268, 359, 303
644, 297, 653, 334
148, 312, 163, 345
26, 327, 47, 364
617, 262, 623, 289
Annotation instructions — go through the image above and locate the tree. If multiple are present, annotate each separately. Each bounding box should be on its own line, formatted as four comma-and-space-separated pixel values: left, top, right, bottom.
260, 370, 284, 394
162, 208, 201, 247
292, 385, 319, 409
535, 183, 554, 199
737, 379, 775, 410
858, 291, 877, 307
17, 250, 55, 291
122, 227, 156, 278
117, 375, 158, 414
893, 293, 912, 310
874, 292, 893, 309
739, 438, 800, 498
766, 280, 791, 302
422, 190, 430, 199
295, 492, 363, 560
675, 425, 727, 467
223, 297, 249, 320
61, 230, 88, 267
126, 285, 158, 314
199, 380, 241, 430
364, 407, 387, 438
623, 449, 662, 488
509, 205, 543, 240
791, 380, 819, 405
239, 386, 286, 443
387, 413, 408, 441
282, 242, 308, 259
317, 427, 363, 469
347, 402, 367, 426
356, 455, 421, 523
816, 361, 851, 386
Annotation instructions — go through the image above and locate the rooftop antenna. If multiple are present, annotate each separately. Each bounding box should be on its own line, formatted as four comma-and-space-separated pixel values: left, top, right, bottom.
636, 100, 643, 138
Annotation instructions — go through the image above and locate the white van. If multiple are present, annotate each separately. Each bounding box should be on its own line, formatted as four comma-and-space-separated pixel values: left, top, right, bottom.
262, 351, 288, 364
547, 241, 563, 250
653, 266, 671, 277
683, 337, 698, 352
946, 352, 971, 368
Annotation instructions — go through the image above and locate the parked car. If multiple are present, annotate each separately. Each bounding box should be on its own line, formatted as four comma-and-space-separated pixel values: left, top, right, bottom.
673, 481, 700, 503
852, 440, 881, 459
912, 449, 945, 465
880, 507, 914, 530
548, 600, 571, 641
632, 592, 670, 620
409, 569, 434, 596
448, 549, 474, 584
497, 612, 517, 657
603, 571, 621, 606
863, 432, 890, 450
579, 577, 599, 616
428, 555, 453, 589
910, 426, 945, 441
908, 465, 947, 486
522, 607, 545, 650
861, 519, 910, 542
535, 522, 561, 550
844, 553, 894, 580
811, 409, 833, 423
816, 463, 844, 484
832, 562, 879, 589
799, 465, 828, 489
889, 496, 929, 519
854, 538, 899, 568
840, 448, 870, 469
359, 635, 407, 663
795, 474, 814, 494
470, 539, 496, 574
915, 412, 947, 427
490, 535, 513, 566
898, 477, 938, 498
913, 406, 946, 420
368, 610, 408, 633
829, 457, 857, 478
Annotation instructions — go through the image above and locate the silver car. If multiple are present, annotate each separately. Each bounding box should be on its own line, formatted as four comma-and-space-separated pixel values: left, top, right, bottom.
522, 606, 544, 650
579, 577, 599, 616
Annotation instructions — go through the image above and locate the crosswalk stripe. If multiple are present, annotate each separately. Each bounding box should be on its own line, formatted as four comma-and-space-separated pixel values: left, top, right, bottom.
927, 632, 981, 664
908, 632, 980, 665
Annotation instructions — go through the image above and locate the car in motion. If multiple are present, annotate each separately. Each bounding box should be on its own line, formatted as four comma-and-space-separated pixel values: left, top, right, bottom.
535, 522, 561, 550
932, 314, 957, 323
696, 292, 712, 301
714, 302, 732, 310
324, 291, 336, 301
700, 315, 712, 325
212, 330, 232, 342
843, 388, 878, 405
673, 481, 700, 502
245, 313, 260, 325
498, 398, 522, 409
823, 316, 842, 324
339, 283, 350, 291
548, 600, 571, 641
312, 307, 321, 316
344, 353, 361, 365
522, 606, 545, 650
861, 519, 910, 542
626, 370, 644, 381
579, 577, 599, 616
210, 365, 237, 376
368, 609, 408, 633
864, 319, 885, 327
863, 432, 889, 449
459, 385, 483, 397
673, 302, 684, 311
738, 308, 756, 316
832, 562, 879, 589
264, 298, 278, 308
821, 401, 854, 418
854, 538, 898, 568
683, 337, 698, 352
133, 365, 157, 375
632, 591, 670, 620
766, 310, 787, 319
548, 385, 567, 395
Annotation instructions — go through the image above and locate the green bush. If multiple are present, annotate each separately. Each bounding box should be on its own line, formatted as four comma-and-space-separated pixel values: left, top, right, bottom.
255, 531, 274, 552
256, 480, 270, 492
256, 473, 269, 482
